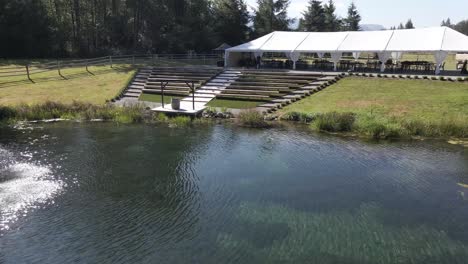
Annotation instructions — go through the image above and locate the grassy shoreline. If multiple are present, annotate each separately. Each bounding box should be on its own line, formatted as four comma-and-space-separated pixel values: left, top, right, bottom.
280, 111, 467, 139
278, 77, 468, 139
1, 100, 466, 140
0, 101, 205, 128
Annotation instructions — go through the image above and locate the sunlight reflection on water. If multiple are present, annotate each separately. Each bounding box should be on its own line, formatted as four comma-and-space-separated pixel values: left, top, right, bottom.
0, 147, 62, 233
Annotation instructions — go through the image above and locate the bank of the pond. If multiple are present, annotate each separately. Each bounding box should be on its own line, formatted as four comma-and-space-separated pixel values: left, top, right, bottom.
277, 77, 468, 139
0, 101, 279, 132
0, 101, 211, 127
1, 98, 466, 140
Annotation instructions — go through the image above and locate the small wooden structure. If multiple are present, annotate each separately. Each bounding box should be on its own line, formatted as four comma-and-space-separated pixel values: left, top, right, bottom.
152, 79, 204, 115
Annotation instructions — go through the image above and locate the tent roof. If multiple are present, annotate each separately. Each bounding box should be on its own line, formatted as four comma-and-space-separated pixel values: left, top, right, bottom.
259, 32, 310, 52
338, 30, 394, 52
226, 32, 274, 52
226, 27, 468, 54
295, 32, 348, 52
213, 43, 232, 51
385, 27, 445, 52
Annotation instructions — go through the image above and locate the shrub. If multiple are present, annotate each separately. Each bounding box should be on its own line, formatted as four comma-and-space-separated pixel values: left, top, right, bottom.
280, 111, 316, 123
400, 119, 427, 136
355, 115, 401, 139
312, 112, 356, 132
169, 116, 191, 127
153, 112, 169, 122
220, 107, 229, 113
238, 110, 269, 128
113, 104, 145, 123
0, 106, 17, 121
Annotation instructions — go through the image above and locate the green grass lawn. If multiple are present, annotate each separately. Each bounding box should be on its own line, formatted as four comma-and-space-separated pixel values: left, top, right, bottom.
280, 77, 468, 138
0, 59, 220, 106
206, 98, 265, 109
139, 93, 185, 104
0, 64, 136, 106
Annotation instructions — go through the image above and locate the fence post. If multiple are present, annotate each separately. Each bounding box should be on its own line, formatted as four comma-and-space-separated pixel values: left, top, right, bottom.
57, 60, 65, 79
25, 64, 33, 82
203, 55, 206, 65
86, 59, 89, 72
132, 55, 135, 65
152, 54, 154, 65
110, 56, 113, 68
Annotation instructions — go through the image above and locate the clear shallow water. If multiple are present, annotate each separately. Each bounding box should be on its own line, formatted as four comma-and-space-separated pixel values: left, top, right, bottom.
0, 123, 467, 263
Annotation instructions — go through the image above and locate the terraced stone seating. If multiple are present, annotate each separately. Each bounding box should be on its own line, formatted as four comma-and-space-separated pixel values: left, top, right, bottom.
216, 71, 324, 101
136, 67, 221, 97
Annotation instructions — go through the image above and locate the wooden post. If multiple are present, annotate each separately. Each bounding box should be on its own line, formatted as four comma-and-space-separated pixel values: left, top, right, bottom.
25, 64, 32, 82
161, 81, 165, 108
132, 55, 135, 65
152, 54, 155, 65
86, 59, 89, 72
57, 60, 65, 79
192, 81, 195, 110
110, 56, 113, 68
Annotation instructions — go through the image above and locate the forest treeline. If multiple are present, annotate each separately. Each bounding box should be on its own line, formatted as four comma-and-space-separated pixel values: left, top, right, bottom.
0, 0, 467, 58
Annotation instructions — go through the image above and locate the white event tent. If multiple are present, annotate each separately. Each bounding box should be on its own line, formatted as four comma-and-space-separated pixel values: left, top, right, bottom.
225, 27, 468, 74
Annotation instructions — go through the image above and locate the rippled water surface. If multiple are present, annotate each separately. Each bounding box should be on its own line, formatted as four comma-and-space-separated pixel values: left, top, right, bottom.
0, 123, 467, 263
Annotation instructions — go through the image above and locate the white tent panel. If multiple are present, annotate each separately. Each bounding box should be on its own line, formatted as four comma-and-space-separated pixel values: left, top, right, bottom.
226, 32, 274, 52
225, 26, 468, 71
386, 27, 445, 52
295, 32, 349, 52
442, 27, 468, 52
259, 31, 310, 52
338, 30, 393, 52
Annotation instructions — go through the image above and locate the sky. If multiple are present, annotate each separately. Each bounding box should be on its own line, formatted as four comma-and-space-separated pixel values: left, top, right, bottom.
245, 0, 468, 28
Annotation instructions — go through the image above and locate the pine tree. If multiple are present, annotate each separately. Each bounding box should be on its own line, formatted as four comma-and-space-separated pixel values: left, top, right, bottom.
213, 0, 251, 45
323, 0, 341, 31
253, 0, 292, 36
0, 0, 54, 57
405, 19, 414, 29
343, 2, 361, 31
454, 20, 468, 35
441, 18, 453, 28
299, 0, 325, 32
397, 23, 404, 30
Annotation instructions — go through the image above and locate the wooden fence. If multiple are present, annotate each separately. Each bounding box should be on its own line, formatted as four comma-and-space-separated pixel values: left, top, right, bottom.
0, 54, 221, 82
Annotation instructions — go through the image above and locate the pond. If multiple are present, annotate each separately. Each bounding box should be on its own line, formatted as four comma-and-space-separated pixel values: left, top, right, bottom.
0, 123, 467, 263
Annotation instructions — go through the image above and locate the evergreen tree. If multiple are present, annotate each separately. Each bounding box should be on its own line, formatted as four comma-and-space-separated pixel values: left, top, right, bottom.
324, 0, 341, 31
454, 20, 468, 35
0, 0, 54, 57
213, 0, 251, 45
405, 19, 414, 29
253, 0, 292, 37
441, 18, 453, 27
299, 0, 325, 32
343, 2, 361, 31
397, 23, 404, 29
